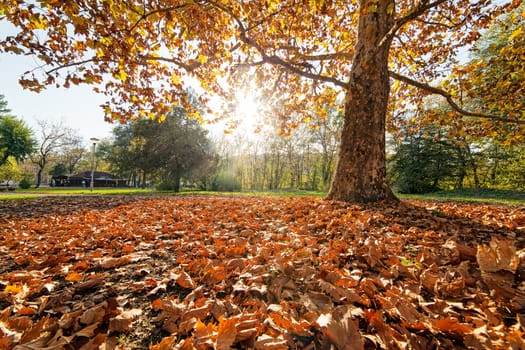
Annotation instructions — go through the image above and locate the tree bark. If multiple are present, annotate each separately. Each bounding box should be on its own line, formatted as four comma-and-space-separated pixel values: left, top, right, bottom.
328, 0, 397, 203
36, 168, 43, 188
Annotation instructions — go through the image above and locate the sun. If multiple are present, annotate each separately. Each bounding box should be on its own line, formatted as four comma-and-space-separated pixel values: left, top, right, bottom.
235, 91, 261, 133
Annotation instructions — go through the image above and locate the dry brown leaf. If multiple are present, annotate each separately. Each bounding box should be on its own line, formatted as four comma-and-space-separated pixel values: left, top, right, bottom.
176, 271, 196, 289
1, 196, 524, 349
254, 334, 288, 349
317, 307, 364, 350
477, 237, 519, 273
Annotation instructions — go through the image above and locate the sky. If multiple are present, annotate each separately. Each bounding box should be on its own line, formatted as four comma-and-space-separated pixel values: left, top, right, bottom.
1, 51, 115, 144
0, 49, 261, 145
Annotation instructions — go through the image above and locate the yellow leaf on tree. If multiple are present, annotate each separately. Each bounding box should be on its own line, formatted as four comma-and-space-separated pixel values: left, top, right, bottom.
115, 70, 128, 82
171, 73, 181, 85
197, 54, 208, 64
387, 3, 395, 15
508, 27, 523, 41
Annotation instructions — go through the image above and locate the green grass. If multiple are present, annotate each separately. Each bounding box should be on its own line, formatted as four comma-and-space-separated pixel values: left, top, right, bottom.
0, 187, 326, 201
17, 187, 155, 195
182, 189, 327, 198
398, 188, 525, 206
0, 187, 156, 200
2, 186, 524, 206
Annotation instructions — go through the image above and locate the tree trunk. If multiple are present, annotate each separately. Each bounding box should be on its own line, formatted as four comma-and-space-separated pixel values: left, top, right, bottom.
36, 168, 43, 188
328, 1, 397, 203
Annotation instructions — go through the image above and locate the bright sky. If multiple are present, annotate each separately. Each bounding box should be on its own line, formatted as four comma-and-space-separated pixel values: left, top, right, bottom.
0, 19, 265, 145
1, 51, 115, 143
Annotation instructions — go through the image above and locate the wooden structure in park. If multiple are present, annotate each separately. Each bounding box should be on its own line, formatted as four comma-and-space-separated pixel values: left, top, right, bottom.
51, 171, 128, 188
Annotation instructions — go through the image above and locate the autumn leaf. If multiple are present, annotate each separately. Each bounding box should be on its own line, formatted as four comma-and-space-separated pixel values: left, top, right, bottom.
432, 316, 473, 334
65, 272, 83, 282
476, 237, 518, 273
108, 309, 142, 332
317, 308, 364, 350
0, 196, 524, 349
176, 271, 196, 289
216, 317, 237, 350
16, 306, 36, 316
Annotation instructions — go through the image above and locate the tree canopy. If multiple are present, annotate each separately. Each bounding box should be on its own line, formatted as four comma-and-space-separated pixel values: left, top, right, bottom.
1, 0, 523, 202
0, 115, 36, 165
105, 105, 216, 191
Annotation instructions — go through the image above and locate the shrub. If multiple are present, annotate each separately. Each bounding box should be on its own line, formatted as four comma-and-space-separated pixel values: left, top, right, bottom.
212, 172, 241, 192
18, 178, 31, 189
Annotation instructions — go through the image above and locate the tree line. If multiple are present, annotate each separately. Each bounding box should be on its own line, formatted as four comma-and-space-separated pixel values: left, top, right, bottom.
1, 92, 524, 194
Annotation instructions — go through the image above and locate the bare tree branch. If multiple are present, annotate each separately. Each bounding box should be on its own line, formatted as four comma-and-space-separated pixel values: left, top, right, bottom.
389, 70, 525, 125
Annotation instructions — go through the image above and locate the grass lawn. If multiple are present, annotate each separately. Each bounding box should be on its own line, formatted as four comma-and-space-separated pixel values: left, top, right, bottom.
0, 187, 327, 200
2, 186, 524, 206
398, 188, 525, 206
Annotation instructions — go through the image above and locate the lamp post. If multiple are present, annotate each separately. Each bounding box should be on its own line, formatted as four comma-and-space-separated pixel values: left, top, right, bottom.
90, 137, 100, 192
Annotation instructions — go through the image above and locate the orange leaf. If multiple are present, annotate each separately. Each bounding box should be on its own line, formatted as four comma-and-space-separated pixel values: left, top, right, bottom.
152, 299, 164, 310
72, 261, 90, 271
5, 283, 24, 294
16, 306, 36, 316
177, 271, 196, 289
150, 335, 176, 350
216, 317, 237, 350
433, 316, 473, 334
66, 272, 83, 282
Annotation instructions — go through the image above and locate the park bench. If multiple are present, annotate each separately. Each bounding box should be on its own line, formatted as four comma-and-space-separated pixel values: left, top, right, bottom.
0, 180, 17, 191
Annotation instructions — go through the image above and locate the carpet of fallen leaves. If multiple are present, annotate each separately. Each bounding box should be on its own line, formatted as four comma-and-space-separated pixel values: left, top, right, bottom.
0, 195, 524, 350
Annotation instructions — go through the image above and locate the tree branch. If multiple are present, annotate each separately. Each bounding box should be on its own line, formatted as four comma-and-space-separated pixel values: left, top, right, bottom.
45, 58, 96, 75
380, 0, 447, 48
389, 70, 525, 125
204, 0, 348, 88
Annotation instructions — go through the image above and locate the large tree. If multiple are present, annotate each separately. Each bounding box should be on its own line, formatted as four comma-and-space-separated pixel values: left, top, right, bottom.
1, 1, 523, 202
0, 115, 36, 165
106, 106, 215, 190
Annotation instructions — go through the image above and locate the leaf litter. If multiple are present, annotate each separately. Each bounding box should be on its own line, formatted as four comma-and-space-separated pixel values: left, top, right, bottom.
0, 195, 524, 349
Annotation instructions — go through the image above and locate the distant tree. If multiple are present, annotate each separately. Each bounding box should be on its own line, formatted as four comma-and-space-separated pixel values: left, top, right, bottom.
388, 126, 458, 194
0, 157, 24, 182
0, 115, 36, 165
447, 3, 525, 143
103, 124, 143, 186
0, 95, 10, 115
106, 106, 216, 191
309, 109, 342, 188
31, 120, 82, 187
49, 163, 68, 177
140, 107, 216, 191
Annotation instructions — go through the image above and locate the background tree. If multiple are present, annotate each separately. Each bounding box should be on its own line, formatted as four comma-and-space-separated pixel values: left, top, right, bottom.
1, 1, 523, 202
388, 125, 458, 193
31, 119, 82, 187
138, 107, 216, 191
102, 124, 143, 187
0, 115, 36, 166
105, 106, 216, 191
57, 137, 86, 175
0, 94, 10, 115
448, 3, 525, 142
0, 157, 24, 182
387, 4, 525, 194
